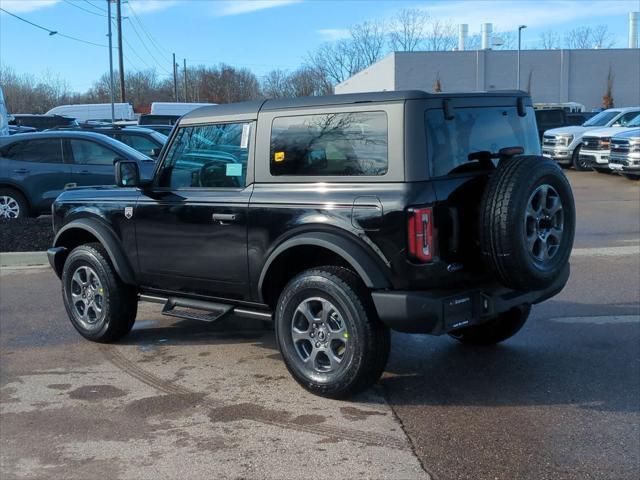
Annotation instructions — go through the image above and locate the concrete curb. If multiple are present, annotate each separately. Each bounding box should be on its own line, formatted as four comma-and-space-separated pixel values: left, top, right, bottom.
0, 251, 49, 268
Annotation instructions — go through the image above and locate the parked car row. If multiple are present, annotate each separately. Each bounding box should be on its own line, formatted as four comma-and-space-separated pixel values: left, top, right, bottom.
542, 107, 640, 179
0, 131, 158, 219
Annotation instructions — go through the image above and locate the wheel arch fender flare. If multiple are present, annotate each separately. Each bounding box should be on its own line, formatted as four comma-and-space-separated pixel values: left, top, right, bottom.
53, 218, 136, 285
257, 231, 391, 302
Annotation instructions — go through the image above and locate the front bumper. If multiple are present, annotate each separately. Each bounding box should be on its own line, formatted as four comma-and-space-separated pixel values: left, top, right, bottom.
580, 149, 610, 169
609, 154, 640, 174
543, 147, 572, 164
372, 264, 570, 334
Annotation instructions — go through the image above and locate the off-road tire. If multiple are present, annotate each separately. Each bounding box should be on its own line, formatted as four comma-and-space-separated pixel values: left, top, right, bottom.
449, 305, 531, 345
275, 266, 390, 399
0, 188, 29, 219
62, 243, 137, 342
572, 145, 590, 171
480, 155, 575, 291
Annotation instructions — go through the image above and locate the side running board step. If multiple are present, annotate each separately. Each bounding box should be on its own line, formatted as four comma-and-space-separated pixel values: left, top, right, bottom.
139, 294, 273, 323
161, 298, 233, 323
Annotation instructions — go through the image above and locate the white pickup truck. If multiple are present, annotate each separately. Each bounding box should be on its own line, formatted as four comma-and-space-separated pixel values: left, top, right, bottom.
542, 107, 640, 170
609, 128, 640, 180
580, 114, 640, 173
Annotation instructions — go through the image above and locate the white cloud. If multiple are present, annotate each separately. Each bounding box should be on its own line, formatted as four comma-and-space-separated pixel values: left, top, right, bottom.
0, 0, 59, 13
126, 0, 180, 14
317, 28, 351, 41
215, 0, 301, 17
421, 1, 635, 32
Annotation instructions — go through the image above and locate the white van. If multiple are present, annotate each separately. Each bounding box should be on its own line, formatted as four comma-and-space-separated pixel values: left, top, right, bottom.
150, 102, 216, 116
46, 103, 136, 122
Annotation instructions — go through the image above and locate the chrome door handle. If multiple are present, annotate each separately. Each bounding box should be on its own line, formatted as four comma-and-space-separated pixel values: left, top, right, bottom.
12, 169, 30, 174
212, 213, 237, 223
78, 170, 91, 174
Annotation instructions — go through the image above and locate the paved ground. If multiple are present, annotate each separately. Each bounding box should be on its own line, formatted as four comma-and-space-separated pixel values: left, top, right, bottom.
1, 171, 638, 480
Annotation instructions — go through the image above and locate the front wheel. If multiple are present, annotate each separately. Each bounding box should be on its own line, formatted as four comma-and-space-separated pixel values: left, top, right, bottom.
0, 188, 29, 219
449, 305, 531, 346
572, 145, 590, 171
62, 243, 138, 342
275, 267, 390, 399
623, 174, 640, 181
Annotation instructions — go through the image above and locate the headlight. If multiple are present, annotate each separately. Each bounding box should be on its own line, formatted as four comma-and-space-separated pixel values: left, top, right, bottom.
629, 141, 640, 153
557, 135, 573, 146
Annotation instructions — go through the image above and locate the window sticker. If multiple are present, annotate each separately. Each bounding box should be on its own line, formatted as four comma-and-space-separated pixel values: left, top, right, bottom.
226, 163, 243, 177
240, 124, 250, 149
274, 151, 285, 162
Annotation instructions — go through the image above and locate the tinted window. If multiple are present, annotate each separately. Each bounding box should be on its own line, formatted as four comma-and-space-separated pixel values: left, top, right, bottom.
535, 110, 564, 124
617, 112, 640, 126
583, 110, 619, 127
270, 112, 388, 176
3, 139, 63, 163
426, 107, 540, 177
117, 133, 160, 156
70, 139, 119, 166
159, 122, 250, 188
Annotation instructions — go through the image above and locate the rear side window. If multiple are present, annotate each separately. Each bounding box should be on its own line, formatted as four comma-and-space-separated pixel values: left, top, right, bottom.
159, 122, 250, 189
3, 139, 63, 163
270, 111, 388, 176
426, 106, 540, 177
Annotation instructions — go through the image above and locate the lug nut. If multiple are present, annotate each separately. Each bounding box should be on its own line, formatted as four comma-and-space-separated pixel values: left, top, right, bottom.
315, 342, 321, 348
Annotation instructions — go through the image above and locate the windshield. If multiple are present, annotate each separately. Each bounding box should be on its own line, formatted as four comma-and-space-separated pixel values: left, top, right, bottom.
426, 106, 540, 177
583, 110, 619, 127
150, 131, 168, 144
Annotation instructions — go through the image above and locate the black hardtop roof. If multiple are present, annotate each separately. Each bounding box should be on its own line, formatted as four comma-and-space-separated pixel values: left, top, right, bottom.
181, 90, 530, 123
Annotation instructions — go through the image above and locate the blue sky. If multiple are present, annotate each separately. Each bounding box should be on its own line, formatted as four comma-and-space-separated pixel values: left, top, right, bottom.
0, 0, 637, 92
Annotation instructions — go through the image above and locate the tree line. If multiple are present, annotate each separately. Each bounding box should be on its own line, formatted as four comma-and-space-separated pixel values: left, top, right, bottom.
0, 8, 617, 114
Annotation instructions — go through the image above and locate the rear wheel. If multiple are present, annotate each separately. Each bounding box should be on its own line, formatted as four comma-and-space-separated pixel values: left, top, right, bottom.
0, 188, 29, 219
572, 145, 590, 171
275, 267, 390, 399
449, 305, 531, 345
62, 243, 137, 342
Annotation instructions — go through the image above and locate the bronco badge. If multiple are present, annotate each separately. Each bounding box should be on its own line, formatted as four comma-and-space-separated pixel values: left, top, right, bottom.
124, 207, 133, 219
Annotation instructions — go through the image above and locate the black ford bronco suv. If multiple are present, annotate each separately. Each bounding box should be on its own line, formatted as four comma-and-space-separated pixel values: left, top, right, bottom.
48, 90, 575, 398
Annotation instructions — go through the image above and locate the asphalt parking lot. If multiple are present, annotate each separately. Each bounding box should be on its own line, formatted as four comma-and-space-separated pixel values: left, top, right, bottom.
1, 171, 638, 480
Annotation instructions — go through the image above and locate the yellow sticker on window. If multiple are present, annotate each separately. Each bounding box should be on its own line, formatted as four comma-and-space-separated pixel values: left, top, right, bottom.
274, 151, 285, 162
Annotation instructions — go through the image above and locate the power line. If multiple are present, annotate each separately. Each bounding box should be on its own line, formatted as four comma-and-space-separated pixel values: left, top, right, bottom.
62, 0, 111, 18
126, 0, 172, 62
0, 7, 109, 47
125, 16, 171, 74
83, 0, 108, 13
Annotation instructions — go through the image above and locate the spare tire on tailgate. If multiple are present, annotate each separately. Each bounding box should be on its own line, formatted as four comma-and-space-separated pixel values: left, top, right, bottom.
479, 155, 575, 291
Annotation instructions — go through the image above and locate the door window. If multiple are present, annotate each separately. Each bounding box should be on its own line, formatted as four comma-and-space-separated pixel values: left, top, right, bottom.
69, 139, 119, 165
117, 134, 159, 156
2, 139, 63, 163
159, 122, 250, 188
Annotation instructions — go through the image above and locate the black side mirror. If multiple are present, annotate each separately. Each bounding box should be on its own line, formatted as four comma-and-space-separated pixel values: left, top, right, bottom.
115, 160, 140, 187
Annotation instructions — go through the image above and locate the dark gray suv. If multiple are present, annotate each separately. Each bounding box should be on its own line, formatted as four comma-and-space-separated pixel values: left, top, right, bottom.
0, 131, 155, 219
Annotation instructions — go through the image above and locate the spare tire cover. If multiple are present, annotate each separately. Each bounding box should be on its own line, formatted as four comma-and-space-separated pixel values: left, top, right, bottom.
479, 155, 575, 291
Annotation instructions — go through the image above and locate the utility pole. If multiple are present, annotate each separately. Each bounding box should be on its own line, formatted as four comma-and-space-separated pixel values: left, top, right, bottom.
106, 0, 115, 122
116, 0, 125, 103
183, 58, 188, 103
172, 53, 178, 101
517, 25, 527, 90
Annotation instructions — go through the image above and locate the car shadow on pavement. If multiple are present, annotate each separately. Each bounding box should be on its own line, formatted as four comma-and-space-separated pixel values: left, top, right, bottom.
381, 300, 639, 414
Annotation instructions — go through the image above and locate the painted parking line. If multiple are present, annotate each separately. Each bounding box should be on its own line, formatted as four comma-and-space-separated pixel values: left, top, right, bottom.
571, 246, 640, 257
549, 315, 640, 324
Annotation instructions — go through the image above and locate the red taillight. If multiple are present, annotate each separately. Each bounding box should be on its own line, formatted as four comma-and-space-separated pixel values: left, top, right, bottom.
407, 207, 434, 262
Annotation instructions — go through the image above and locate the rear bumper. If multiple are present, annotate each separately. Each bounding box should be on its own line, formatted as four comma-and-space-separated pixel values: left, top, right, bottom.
372, 264, 570, 334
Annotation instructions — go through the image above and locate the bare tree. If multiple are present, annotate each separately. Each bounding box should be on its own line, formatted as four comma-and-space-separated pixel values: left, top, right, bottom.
388, 8, 429, 52
350, 20, 388, 66
425, 19, 457, 51
0, 66, 77, 113
492, 30, 517, 50
262, 69, 294, 99
602, 66, 614, 108
539, 30, 561, 49
433, 72, 442, 92
591, 25, 615, 49
565, 26, 593, 49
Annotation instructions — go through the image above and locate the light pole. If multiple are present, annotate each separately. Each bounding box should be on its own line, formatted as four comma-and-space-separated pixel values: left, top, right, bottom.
517, 25, 527, 90
106, 0, 115, 123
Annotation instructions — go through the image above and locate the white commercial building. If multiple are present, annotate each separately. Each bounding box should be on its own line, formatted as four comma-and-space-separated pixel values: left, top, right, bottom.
336, 48, 640, 111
